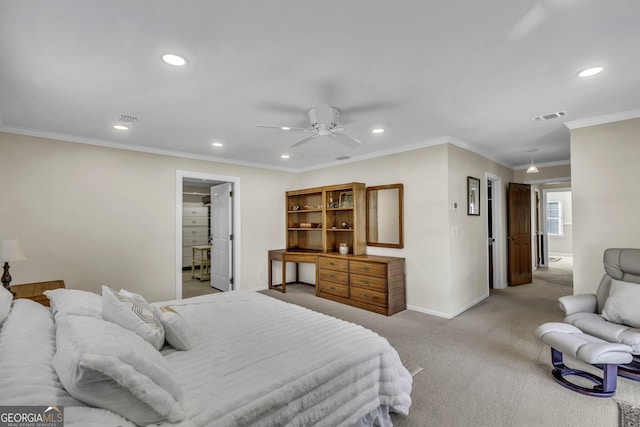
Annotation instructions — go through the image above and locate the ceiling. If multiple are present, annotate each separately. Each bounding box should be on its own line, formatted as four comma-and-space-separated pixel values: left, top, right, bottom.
1, 1, 639, 172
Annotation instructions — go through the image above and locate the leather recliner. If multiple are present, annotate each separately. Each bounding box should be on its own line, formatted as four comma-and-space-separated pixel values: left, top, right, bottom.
559, 248, 640, 379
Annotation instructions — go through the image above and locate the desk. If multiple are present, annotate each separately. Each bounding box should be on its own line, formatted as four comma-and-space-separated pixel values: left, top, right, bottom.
12, 280, 65, 307
268, 249, 319, 293
191, 245, 211, 281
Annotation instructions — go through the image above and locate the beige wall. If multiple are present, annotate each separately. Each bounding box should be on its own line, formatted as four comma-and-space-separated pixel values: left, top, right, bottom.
514, 163, 571, 183
447, 145, 513, 311
297, 143, 513, 317
571, 118, 640, 294
1, 132, 516, 316
0, 132, 291, 302
295, 145, 452, 314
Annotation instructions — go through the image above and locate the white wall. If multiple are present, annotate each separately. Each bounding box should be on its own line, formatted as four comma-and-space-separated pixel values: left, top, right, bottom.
571, 117, 640, 294
0, 132, 291, 302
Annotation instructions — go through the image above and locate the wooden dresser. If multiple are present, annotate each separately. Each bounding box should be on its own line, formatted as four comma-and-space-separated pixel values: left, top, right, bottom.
11, 280, 65, 307
317, 254, 405, 316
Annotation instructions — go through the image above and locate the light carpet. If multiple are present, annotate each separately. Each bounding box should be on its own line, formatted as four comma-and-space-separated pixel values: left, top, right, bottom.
617, 400, 640, 427
261, 279, 640, 427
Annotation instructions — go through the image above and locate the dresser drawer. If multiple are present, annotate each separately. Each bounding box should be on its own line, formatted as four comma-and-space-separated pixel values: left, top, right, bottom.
183, 216, 208, 227
350, 273, 386, 292
284, 253, 317, 263
318, 269, 348, 285
318, 281, 349, 298
350, 261, 386, 278
184, 227, 208, 237
318, 257, 349, 272
183, 236, 209, 246
183, 207, 208, 217
350, 287, 387, 308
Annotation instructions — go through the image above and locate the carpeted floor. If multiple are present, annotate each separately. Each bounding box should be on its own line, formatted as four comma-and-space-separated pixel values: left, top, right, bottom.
261, 274, 640, 427
181, 270, 220, 298
533, 255, 574, 287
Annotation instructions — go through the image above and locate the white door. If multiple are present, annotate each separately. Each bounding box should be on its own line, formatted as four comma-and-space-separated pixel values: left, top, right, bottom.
210, 183, 233, 291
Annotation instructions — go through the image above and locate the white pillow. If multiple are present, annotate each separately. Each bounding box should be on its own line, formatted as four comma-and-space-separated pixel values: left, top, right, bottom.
44, 288, 102, 321
602, 279, 640, 328
52, 315, 185, 425
153, 306, 193, 351
0, 286, 12, 327
101, 286, 164, 350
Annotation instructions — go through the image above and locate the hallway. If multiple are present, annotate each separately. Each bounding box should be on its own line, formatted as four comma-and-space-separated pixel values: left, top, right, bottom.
533, 255, 573, 287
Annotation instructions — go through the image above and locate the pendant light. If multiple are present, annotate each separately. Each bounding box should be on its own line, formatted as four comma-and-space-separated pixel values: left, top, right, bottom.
526, 149, 539, 174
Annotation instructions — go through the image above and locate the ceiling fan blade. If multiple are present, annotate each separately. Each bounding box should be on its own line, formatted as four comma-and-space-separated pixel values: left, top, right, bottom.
329, 132, 362, 147
257, 125, 312, 131
289, 134, 317, 148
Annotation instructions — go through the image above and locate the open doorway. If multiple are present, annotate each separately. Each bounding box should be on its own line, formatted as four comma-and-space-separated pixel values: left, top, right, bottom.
175, 171, 241, 300
486, 173, 505, 289
533, 187, 573, 288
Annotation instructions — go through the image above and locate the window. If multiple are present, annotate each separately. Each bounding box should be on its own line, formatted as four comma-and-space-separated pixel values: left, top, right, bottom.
546, 200, 563, 237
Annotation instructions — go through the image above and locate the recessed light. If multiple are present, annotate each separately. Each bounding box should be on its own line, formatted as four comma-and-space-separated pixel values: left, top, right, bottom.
577, 66, 603, 77
113, 124, 129, 131
281, 154, 290, 159
371, 128, 385, 134
211, 142, 223, 147
162, 53, 188, 66
281, 127, 291, 130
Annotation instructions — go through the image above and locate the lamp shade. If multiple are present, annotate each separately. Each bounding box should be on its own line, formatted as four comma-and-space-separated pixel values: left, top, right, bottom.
0, 239, 26, 262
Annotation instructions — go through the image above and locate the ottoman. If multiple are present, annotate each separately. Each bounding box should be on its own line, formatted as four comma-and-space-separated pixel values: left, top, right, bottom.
535, 322, 634, 397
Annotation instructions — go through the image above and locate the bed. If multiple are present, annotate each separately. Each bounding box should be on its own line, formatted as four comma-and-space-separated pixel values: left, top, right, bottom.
0, 286, 412, 426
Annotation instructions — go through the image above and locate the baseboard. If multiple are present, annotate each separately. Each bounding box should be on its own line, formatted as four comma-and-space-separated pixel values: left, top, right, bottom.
407, 293, 490, 319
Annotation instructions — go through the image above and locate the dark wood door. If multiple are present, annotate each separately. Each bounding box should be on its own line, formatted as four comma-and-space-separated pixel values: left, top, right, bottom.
508, 183, 532, 285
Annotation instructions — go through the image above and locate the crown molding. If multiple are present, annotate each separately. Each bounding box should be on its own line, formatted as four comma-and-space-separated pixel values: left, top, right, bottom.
0, 125, 294, 173
564, 109, 640, 130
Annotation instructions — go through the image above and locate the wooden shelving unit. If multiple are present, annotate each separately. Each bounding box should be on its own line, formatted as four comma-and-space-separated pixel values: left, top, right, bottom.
286, 182, 366, 255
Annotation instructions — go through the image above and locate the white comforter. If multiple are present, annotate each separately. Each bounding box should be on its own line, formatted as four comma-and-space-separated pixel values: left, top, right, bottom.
0, 291, 411, 426
155, 291, 412, 427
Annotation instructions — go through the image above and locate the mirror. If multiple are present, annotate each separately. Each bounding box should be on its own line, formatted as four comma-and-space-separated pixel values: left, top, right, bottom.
366, 184, 404, 248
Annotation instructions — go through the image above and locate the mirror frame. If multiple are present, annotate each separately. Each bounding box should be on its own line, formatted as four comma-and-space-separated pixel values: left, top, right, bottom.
366, 183, 404, 249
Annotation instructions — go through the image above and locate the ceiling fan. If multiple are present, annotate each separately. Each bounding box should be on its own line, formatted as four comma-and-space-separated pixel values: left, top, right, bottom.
257, 104, 362, 148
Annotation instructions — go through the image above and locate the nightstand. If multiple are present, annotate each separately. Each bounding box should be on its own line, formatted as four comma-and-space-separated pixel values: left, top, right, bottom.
11, 280, 65, 307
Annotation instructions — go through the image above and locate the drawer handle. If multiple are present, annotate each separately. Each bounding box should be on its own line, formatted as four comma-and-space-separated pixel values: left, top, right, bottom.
330, 274, 336, 279
191, 220, 197, 224
363, 293, 371, 299
363, 280, 370, 285
191, 210, 197, 214
363, 267, 371, 272
329, 262, 336, 266
330, 286, 336, 291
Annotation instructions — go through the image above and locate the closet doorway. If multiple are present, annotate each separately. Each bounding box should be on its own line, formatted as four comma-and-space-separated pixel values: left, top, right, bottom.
175, 171, 241, 300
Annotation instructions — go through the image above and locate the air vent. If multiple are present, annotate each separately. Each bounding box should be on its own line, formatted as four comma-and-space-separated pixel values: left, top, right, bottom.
336, 156, 350, 160
118, 114, 139, 124
532, 111, 567, 121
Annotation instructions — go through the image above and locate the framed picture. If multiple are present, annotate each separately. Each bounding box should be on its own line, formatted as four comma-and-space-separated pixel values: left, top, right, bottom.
467, 176, 480, 216
339, 191, 353, 208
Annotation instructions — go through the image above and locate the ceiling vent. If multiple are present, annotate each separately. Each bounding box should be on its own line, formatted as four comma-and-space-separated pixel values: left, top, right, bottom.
118, 114, 139, 124
532, 111, 567, 121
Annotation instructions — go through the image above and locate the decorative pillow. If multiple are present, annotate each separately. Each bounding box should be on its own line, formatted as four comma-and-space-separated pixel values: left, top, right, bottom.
602, 279, 640, 328
0, 286, 12, 327
44, 288, 102, 321
153, 306, 193, 351
52, 315, 185, 425
101, 286, 164, 350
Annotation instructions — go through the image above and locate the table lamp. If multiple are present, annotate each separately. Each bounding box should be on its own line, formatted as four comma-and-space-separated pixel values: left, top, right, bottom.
0, 238, 26, 293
